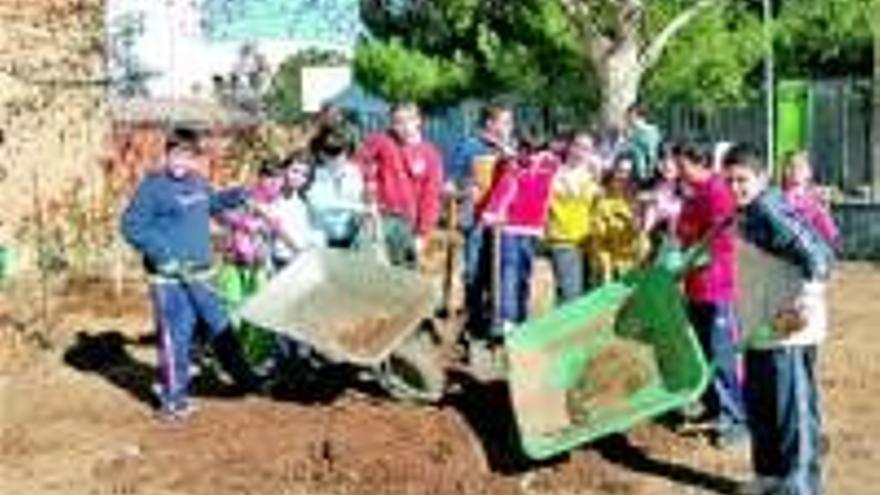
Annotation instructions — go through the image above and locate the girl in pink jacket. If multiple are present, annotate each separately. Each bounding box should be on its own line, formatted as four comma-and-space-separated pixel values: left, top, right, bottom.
480, 138, 559, 336
782, 151, 839, 249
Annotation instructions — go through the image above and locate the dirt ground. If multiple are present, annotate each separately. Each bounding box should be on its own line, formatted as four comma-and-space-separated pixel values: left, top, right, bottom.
1, 263, 878, 495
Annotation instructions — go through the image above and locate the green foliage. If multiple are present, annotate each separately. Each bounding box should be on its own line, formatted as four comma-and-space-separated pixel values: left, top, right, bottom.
355, 0, 874, 114
356, 0, 599, 118
263, 48, 349, 123
644, 5, 766, 109
776, 0, 873, 77
354, 38, 473, 106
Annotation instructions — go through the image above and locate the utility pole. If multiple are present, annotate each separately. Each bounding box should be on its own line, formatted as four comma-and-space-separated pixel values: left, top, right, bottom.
763, 0, 775, 174
871, 1, 880, 200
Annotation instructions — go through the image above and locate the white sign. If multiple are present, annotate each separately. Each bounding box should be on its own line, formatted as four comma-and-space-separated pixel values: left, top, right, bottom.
301, 66, 353, 113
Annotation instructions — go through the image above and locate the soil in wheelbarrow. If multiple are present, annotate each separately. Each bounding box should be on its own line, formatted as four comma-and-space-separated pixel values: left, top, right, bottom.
566, 340, 659, 425
330, 315, 398, 358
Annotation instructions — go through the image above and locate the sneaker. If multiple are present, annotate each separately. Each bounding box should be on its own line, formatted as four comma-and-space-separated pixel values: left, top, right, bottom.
154, 401, 198, 423
713, 423, 750, 450
737, 476, 781, 495
467, 339, 504, 382
681, 401, 708, 422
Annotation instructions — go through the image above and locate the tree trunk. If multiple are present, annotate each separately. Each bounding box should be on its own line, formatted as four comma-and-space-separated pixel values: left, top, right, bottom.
872, 14, 880, 200
596, 41, 643, 131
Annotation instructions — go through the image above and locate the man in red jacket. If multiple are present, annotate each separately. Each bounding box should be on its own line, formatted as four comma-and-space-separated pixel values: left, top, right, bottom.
355, 102, 444, 268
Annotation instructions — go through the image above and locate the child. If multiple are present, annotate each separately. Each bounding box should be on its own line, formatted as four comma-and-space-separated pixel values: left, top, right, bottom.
588, 155, 648, 284
355, 102, 444, 269
723, 144, 834, 495
216, 162, 290, 369
675, 142, 747, 448
269, 150, 325, 270
450, 103, 517, 338
640, 146, 683, 236
121, 128, 264, 421
782, 151, 840, 249
305, 126, 367, 249
546, 131, 602, 303
480, 135, 558, 336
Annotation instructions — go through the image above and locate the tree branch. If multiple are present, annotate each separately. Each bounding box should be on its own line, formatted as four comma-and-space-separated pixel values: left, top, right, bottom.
557, 0, 613, 62
639, 0, 724, 69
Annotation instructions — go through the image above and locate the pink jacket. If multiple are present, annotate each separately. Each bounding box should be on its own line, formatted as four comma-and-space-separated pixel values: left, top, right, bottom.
480, 150, 559, 237
677, 174, 738, 303
218, 208, 281, 265
784, 187, 839, 248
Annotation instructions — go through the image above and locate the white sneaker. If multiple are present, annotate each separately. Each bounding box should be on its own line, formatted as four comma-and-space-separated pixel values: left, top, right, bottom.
738, 476, 781, 495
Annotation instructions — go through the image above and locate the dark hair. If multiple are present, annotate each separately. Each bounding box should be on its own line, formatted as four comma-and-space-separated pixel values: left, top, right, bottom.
723, 143, 764, 173
561, 129, 592, 161
314, 125, 350, 158
517, 127, 546, 153
280, 148, 310, 168
613, 151, 636, 169
627, 104, 647, 118
480, 102, 513, 127
670, 141, 707, 166
257, 159, 284, 177
166, 127, 200, 152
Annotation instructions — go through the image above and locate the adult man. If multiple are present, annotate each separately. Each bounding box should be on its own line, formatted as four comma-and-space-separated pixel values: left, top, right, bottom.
355, 102, 444, 268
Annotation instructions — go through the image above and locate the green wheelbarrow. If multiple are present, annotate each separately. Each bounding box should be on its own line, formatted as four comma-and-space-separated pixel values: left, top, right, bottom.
504, 229, 726, 460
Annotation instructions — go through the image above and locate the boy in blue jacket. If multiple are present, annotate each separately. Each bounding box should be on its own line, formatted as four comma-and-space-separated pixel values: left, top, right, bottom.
723, 144, 835, 495
121, 128, 264, 421
449, 103, 516, 339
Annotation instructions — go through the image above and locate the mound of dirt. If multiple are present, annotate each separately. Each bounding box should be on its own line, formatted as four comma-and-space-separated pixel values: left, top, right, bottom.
93, 397, 521, 495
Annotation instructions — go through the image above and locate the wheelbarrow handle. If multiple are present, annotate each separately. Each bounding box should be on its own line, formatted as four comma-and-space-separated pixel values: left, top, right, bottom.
657, 216, 736, 277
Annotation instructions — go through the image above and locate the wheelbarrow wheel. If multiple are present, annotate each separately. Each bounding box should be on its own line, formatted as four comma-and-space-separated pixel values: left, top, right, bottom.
378, 323, 446, 404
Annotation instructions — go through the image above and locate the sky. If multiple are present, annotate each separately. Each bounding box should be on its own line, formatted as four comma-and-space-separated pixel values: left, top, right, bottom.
106, 0, 360, 99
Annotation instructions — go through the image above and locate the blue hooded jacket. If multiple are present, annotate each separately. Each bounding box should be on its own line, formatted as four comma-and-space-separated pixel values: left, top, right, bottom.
121, 170, 249, 273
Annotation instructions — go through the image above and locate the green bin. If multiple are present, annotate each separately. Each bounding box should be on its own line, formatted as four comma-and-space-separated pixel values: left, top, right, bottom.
505, 267, 709, 460
0, 246, 10, 284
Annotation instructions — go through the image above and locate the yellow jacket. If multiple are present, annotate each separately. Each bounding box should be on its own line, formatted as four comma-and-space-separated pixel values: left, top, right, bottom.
588, 191, 649, 281
546, 166, 600, 246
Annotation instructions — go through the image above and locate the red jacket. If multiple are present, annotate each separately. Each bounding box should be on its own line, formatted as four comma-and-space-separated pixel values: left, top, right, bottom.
677, 174, 738, 303
355, 132, 444, 237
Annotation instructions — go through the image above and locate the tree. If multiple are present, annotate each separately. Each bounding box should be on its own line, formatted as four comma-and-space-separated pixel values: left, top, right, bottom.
775, 0, 876, 195
357, 0, 762, 127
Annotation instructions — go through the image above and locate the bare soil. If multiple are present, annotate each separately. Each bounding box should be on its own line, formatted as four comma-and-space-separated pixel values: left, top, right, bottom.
1, 264, 878, 495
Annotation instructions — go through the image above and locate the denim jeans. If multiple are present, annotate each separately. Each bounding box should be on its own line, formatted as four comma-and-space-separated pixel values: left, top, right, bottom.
549, 245, 591, 305
746, 346, 823, 495
150, 279, 258, 409
463, 225, 492, 337
497, 233, 537, 329
687, 301, 747, 431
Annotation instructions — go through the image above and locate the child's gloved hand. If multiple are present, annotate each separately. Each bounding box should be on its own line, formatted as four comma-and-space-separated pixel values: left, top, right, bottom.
772, 296, 808, 337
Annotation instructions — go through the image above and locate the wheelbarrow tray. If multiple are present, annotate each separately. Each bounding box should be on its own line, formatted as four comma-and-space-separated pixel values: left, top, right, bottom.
237, 248, 438, 367
505, 268, 709, 460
